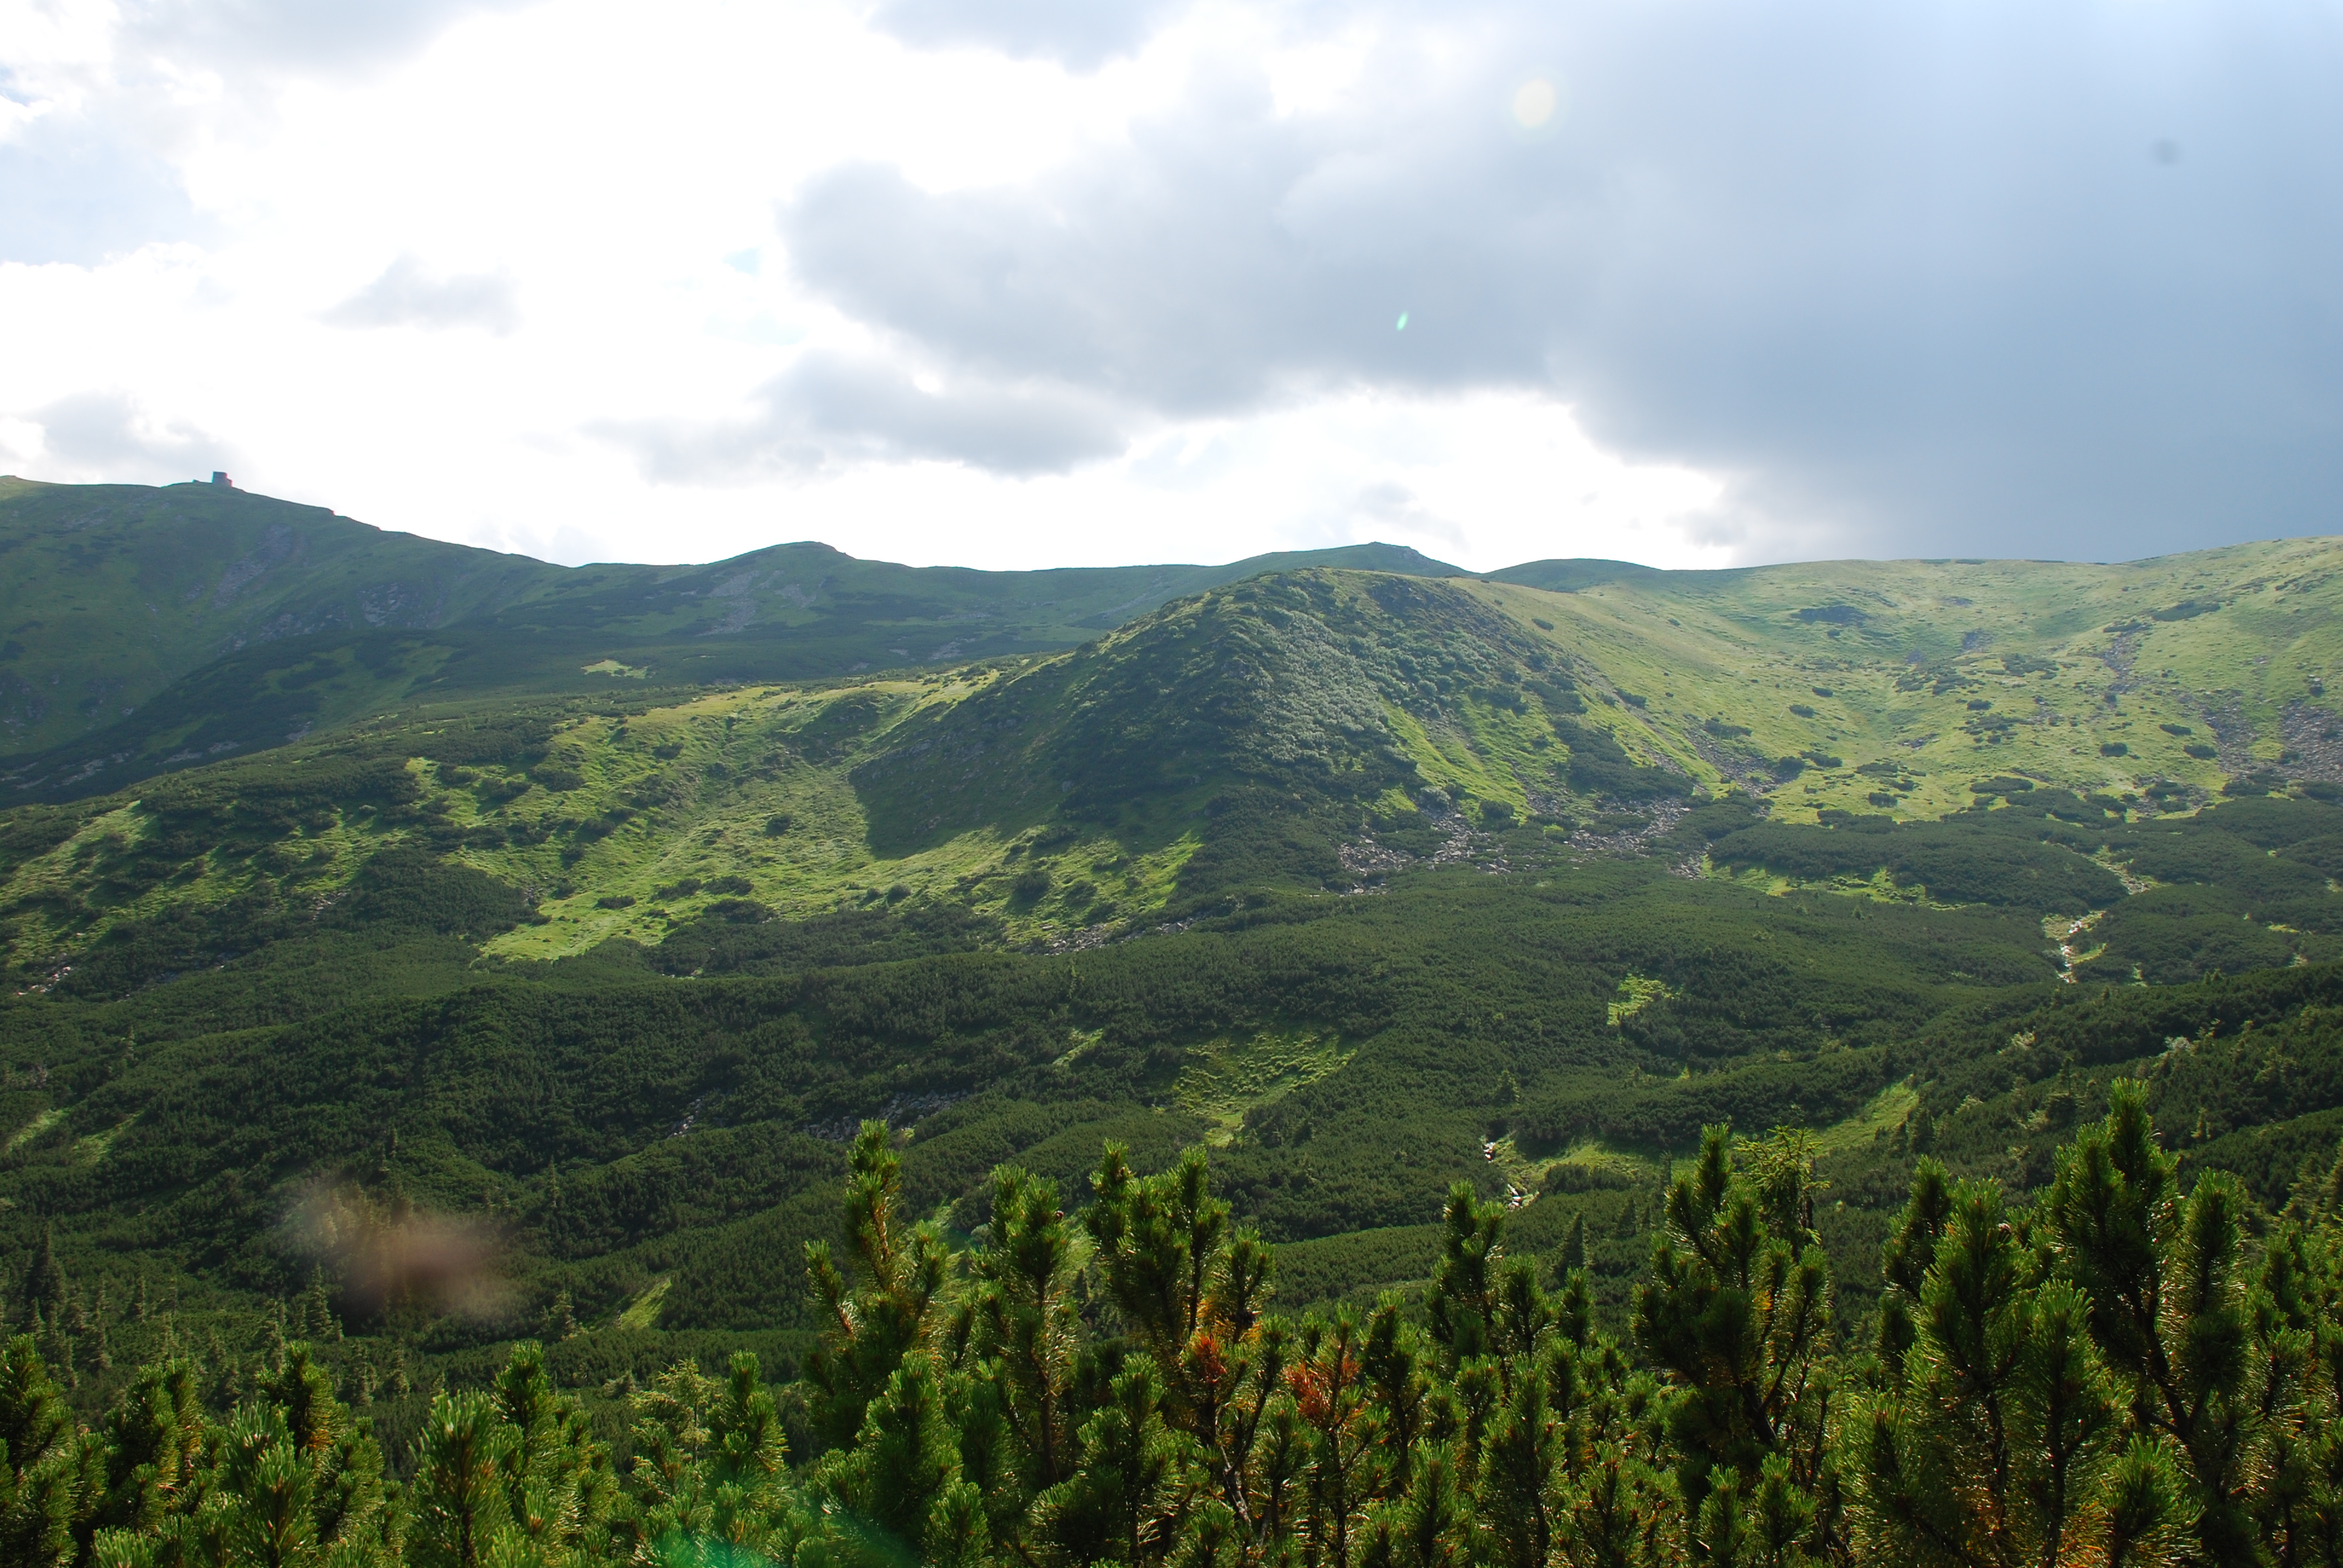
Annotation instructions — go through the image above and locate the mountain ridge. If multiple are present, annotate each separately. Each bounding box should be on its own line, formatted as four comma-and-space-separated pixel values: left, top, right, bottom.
13, 476, 2343, 812
0, 477, 1472, 795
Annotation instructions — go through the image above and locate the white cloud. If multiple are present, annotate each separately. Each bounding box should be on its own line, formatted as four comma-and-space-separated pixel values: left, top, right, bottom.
0, 388, 232, 481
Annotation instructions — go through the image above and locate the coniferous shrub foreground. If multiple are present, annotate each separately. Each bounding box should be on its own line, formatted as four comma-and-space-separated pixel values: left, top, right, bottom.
8, 1091, 2342, 1568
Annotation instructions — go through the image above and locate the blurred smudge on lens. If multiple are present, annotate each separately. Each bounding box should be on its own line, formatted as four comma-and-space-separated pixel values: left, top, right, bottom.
284, 1181, 513, 1322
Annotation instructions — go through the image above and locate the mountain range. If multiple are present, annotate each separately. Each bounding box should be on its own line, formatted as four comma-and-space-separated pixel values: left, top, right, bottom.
8, 476, 2343, 1443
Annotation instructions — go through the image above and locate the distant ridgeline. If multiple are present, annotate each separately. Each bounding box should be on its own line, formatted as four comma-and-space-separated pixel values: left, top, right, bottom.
13, 480, 2343, 1553
0, 476, 1468, 798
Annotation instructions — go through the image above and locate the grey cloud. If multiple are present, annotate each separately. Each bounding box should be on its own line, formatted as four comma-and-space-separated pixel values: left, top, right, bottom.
1348, 481, 1465, 549
863, 0, 1188, 69
116, 0, 537, 77
323, 256, 520, 335
781, 0, 2343, 561
779, 63, 1532, 419
17, 391, 233, 482
599, 351, 1129, 482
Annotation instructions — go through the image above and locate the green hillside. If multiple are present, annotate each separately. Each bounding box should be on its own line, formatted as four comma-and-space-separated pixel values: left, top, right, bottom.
0, 477, 563, 762
0, 477, 1463, 799
8, 501, 2343, 1567
1484, 540, 2343, 820
11, 531, 2343, 978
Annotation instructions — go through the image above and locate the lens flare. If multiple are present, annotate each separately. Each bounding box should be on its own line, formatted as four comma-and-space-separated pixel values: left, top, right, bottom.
1512, 78, 1558, 130
1395, 311, 1409, 332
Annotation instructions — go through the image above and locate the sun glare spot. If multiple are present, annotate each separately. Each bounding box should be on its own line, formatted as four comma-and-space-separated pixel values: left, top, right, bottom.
1512, 77, 1558, 131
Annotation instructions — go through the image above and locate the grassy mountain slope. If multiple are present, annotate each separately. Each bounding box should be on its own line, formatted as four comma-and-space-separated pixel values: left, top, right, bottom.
1493, 538, 2343, 814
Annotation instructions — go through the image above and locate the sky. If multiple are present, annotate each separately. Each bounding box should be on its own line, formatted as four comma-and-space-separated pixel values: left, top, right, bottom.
0, 0, 2338, 574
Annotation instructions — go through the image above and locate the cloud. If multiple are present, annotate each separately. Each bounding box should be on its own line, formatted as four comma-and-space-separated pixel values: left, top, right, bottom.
1345, 480, 1465, 550
777, 0, 2343, 561
0, 119, 209, 265
598, 350, 1130, 482
862, 0, 1190, 70
0, 0, 534, 265
115, 0, 540, 79
776, 89, 1516, 421
4, 390, 233, 482
322, 255, 520, 334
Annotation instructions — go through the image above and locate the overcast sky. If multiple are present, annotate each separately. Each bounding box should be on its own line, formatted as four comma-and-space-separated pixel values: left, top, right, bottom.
1, 0, 2337, 572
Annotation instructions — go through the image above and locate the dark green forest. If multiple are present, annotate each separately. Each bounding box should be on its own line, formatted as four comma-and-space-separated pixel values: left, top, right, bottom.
9, 1089, 2343, 1567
